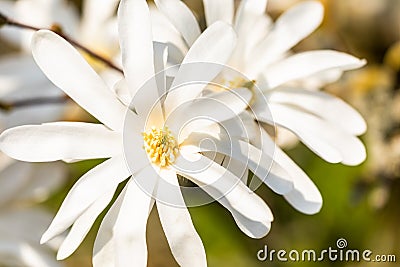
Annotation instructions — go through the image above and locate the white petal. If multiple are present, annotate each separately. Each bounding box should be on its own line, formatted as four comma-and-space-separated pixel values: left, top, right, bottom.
221, 156, 249, 185
167, 88, 252, 141
182, 134, 294, 194
153, 42, 169, 97
0, 122, 121, 162
0, 239, 61, 267
41, 155, 131, 244
118, 0, 154, 98
262, 50, 366, 88
0, 160, 32, 206
203, 0, 234, 26
250, 1, 324, 71
0, 54, 50, 97
150, 4, 188, 56
156, 169, 206, 267
126, 42, 166, 127
234, 0, 268, 36
15, 162, 67, 204
175, 153, 273, 238
231, 14, 272, 72
81, 0, 120, 38
260, 130, 322, 214
164, 22, 237, 116
56, 188, 116, 260
93, 166, 157, 267
267, 87, 367, 135
291, 69, 344, 90
257, 103, 366, 165
154, 0, 201, 47
31, 30, 127, 131
111, 78, 132, 106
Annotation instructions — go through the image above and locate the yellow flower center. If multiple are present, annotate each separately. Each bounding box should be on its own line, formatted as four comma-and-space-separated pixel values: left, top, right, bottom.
142, 126, 179, 167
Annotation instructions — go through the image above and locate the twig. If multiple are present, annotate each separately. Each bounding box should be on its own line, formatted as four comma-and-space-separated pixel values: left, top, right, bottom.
0, 95, 70, 112
0, 12, 123, 74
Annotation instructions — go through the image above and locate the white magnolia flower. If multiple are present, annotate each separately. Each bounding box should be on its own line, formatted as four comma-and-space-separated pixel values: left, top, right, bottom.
154, 0, 368, 214
0, 0, 295, 265
0, 158, 65, 267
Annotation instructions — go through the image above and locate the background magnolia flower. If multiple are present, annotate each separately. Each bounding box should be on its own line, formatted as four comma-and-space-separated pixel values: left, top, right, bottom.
0, 0, 298, 265
153, 0, 368, 214
0, 0, 121, 99
0, 159, 65, 267
0, 12, 67, 264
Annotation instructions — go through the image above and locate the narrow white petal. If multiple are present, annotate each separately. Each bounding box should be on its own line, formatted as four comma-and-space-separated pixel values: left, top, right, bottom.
220, 156, 249, 184
182, 134, 294, 194
0, 239, 61, 267
203, 0, 234, 26
156, 169, 206, 267
0, 161, 31, 206
257, 103, 366, 165
0, 208, 54, 246
262, 50, 366, 88
154, 0, 201, 47
0, 122, 121, 162
57, 188, 116, 260
15, 162, 67, 204
250, 1, 324, 71
231, 14, 272, 72
41, 155, 131, 244
150, 4, 188, 57
175, 154, 273, 238
118, 0, 154, 98
164, 22, 237, 116
81, 0, 120, 37
153, 42, 168, 97
234, 0, 268, 34
168, 88, 252, 141
0, 54, 50, 97
31, 30, 127, 131
93, 166, 158, 267
260, 130, 322, 214
267, 87, 367, 135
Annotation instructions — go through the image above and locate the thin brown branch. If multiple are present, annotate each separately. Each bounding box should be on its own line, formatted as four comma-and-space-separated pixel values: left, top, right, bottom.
1, 12, 123, 74
0, 95, 70, 112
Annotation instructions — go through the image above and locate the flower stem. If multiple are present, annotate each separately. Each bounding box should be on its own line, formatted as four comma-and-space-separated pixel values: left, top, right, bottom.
0, 12, 124, 74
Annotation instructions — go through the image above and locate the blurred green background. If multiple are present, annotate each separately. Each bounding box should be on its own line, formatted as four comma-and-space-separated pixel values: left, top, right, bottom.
1, 0, 400, 266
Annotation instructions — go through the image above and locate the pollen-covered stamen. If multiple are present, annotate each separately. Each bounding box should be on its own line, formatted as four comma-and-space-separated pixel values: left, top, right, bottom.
142, 126, 179, 167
